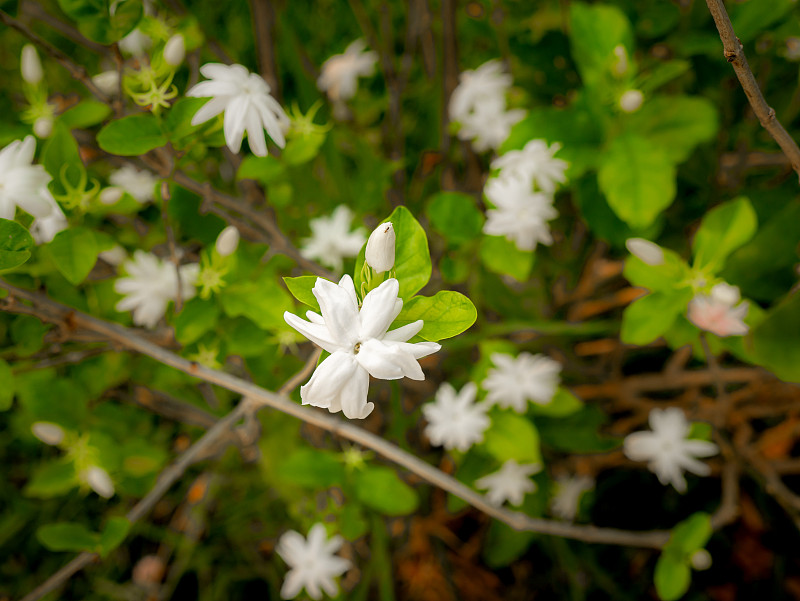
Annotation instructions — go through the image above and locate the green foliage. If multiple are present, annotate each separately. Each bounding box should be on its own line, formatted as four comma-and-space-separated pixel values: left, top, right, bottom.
0, 219, 34, 271
620, 289, 693, 346
37, 517, 131, 557
0, 359, 14, 410
751, 292, 800, 382
392, 291, 477, 342
97, 115, 167, 155
479, 235, 534, 281
58, 0, 142, 44
692, 197, 757, 273
569, 2, 633, 89
655, 513, 712, 601
483, 411, 542, 464
354, 467, 419, 516
425, 191, 484, 245
46, 228, 99, 285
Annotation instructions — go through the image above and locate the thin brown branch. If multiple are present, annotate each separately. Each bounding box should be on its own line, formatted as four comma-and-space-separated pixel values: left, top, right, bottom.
249, 0, 280, 97
704, 0, 800, 180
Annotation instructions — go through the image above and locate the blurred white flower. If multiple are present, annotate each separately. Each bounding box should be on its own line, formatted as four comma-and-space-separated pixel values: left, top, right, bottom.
483, 177, 558, 251
21, 44, 43, 85
483, 352, 561, 412
491, 139, 568, 195
0, 136, 56, 221
423, 382, 490, 452
276, 523, 351, 600
623, 407, 718, 493
626, 237, 664, 266
187, 63, 289, 157
786, 37, 800, 61
163, 34, 185, 67
30, 195, 67, 244
81, 465, 114, 498
550, 475, 594, 521
364, 221, 395, 274
317, 39, 378, 102
33, 117, 53, 139
92, 70, 120, 96
99, 245, 127, 266
687, 282, 749, 337
114, 251, 199, 328
475, 459, 541, 506
118, 28, 152, 57
619, 89, 644, 113
300, 206, 366, 273
31, 421, 65, 446
283, 276, 440, 419
109, 165, 158, 204
691, 549, 712, 571
215, 225, 240, 257
99, 187, 124, 205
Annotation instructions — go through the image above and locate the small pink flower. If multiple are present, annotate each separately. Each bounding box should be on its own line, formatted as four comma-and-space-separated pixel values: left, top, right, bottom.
687, 282, 748, 337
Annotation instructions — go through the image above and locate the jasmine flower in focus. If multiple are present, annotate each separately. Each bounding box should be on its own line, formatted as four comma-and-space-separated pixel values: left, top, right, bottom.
0, 136, 57, 221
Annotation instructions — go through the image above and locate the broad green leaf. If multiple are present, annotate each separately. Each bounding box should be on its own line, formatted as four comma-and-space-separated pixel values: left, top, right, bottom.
0, 359, 14, 410
25, 459, 77, 498
47, 228, 98, 285
623, 250, 690, 293
668, 512, 712, 554
223, 317, 271, 357
528, 387, 582, 417
220, 274, 293, 330
283, 130, 326, 165
237, 155, 286, 185
283, 275, 321, 311
483, 520, 535, 568
10, 316, 48, 357
598, 134, 676, 229
57, 0, 102, 20
638, 60, 691, 93
174, 297, 220, 345
479, 235, 534, 281
37, 522, 99, 553
98, 518, 130, 557
654, 554, 691, 601
620, 290, 692, 346
76, 0, 142, 44
163, 98, 207, 144
121, 440, 167, 476
354, 206, 431, 300
277, 449, 346, 488
42, 123, 84, 197
537, 406, 622, 453
340, 504, 369, 541
355, 467, 418, 516
483, 412, 542, 464
0, 219, 34, 271
59, 101, 112, 129
97, 115, 167, 156
569, 2, 633, 88
692, 197, 757, 273
425, 191, 484, 245
392, 291, 477, 342
751, 293, 800, 382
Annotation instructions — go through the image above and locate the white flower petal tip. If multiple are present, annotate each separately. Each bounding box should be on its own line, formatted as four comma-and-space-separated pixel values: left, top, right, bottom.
687, 282, 749, 338
300, 206, 366, 273
475, 459, 541, 506
625, 238, 664, 266
215, 225, 240, 256
317, 39, 378, 103
82, 466, 114, 498
423, 382, 490, 452
365, 222, 395, 273
623, 407, 719, 493
284, 276, 439, 419
31, 422, 65, 446
276, 523, 351, 600
483, 352, 561, 412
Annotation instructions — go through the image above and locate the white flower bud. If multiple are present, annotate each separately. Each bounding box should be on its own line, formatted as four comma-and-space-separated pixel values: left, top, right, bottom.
163, 34, 185, 67
33, 117, 53, 139
365, 222, 395, 273
100, 186, 124, 205
83, 466, 114, 498
612, 44, 629, 76
31, 421, 65, 445
215, 225, 240, 256
21, 44, 43, 85
710, 282, 741, 306
690, 549, 712, 571
619, 89, 644, 113
92, 70, 120, 96
625, 238, 664, 266
99, 245, 127, 266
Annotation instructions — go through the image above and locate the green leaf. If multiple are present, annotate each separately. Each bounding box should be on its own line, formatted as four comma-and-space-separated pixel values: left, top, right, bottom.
283, 130, 327, 165
98, 517, 130, 557
668, 512, 712, 554
163, 98, 208, 144
598, 134, 676, 229
42, 122, 84, 197
479, 235, 534, 281
340, 504, 369, 541
692, 197, 757, 273
173, 297, 220, 345
47, 228, 99, 285
37, 522, 99, 553
77, 0, 142, 44
483, 520, 535, 568
569, 2, 633, 88
391, 291, 476, 342
97, 115, 167, 156
0, 359, 14, 410
537, 406, 622, 453
654, 554, 691, 601
220, 274, 293, 330
751, 293, 800, 382
623, 250, 690, 293
483, 412, 542, 464
528, 387, 582, 417
425, 192, 484, 245
25, 459, 77, 498
283, 275, 321, 311
59, 101, 112, 129
354, 467, 419, 516
121, 440, 167, 476
354, 206, 431, 300
0, 218, 34, 271
236, 155, 286, 186
277, 449, 346, 488
620, 290, 692, 346
10, 316, 48, 357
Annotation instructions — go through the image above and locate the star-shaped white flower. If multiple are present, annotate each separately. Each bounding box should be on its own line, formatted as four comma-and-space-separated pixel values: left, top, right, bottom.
300, 206, 366, 273
187, 63, 289, 157
483, 177, 558, 251
283, 275, 440, 419
114, 251, 199, 328
108, 165, 158, 204
475, 459, 541, 506
687, 282, 749, 337
491, 139, 568, 195
317, 39, 378, 102
0, 136, 56, 221
624, 407, 719, 493
483, 352, 561, 412
276, 523, 351, 600
423, 382, 490, 452
550, 475, 594, 521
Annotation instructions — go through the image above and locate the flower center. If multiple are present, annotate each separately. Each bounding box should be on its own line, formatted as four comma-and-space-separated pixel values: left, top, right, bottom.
353, 342, 361, 354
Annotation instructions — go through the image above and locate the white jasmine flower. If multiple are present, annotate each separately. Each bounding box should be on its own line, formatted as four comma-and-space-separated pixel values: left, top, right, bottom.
283, 276, 440, 419
475, 459, 541, 506
187, 63, 289, 157
550, 475, 594, 521
31, 421, 65, 445
364, 221, 395, 273
163, 34, 185, 67
0, 136, 55, 221
626, 237, 664, 266
459, 97, 525, 153
317, 39, 378, 102
623, 407, 718, 493
687, 282, 749, 337
108, 165, 158, 204
300, 206, 366, 273
276, 523, 351, 600
81, 465, 114, 498
114, 251, 199, 328
483, 177, 558, 252
118, 28, 152, 57
483, 352, 561, 412
215, 225, 240, 256
92, 70, 120, 96
490, 139, 568, 195
422, 382, 490, 452
619, 89, 644, 113
21, 44, 43, 85
30, 195, 67, 244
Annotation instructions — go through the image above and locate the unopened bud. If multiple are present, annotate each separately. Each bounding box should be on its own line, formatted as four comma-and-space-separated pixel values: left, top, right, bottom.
92, 70, 120, 96
619, 89, 644, 113
33, 117, 53, 139
365, 222, 395, 273
21, 44, 43, 85
690, 549, 712, 571
163, 34, 185, 67
625, 238, 664, 266
612, 44, 629, 77
710, 282, 741, 306
99, 245, 127, 266
100, 187, 124, 205
83, 466, 114, 498
215, 225, 240, 256
32, 421, 65, 445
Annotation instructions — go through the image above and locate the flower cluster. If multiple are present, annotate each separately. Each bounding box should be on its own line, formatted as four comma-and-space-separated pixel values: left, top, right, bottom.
448, 60, 525, 152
